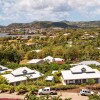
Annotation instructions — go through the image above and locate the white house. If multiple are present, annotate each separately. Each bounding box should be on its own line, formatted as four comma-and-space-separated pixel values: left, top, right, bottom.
3, 67, 42, 86
0, 65, 13, 74
32, 50, 41, 53
27, 59, 44, 64
43, 56, 54, 63
43, 56, 64, 64
54, 58, 65, 64
78, 61, 100, 66
61, 65, 100, 85
45, 76, 54, 82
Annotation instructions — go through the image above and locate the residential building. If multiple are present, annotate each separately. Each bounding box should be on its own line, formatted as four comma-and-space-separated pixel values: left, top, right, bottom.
45, 76, 54, 82
3, 67, 42, 86
43, 56, 54, 63
0, 65, 13, 74
27, 59, 44, 64
61, 65, 100, 85
78, 61, 100, 66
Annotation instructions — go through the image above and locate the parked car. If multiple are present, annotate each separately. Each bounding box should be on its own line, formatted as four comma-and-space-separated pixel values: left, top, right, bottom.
38, 87, 57, 95
80, 89, 94, 96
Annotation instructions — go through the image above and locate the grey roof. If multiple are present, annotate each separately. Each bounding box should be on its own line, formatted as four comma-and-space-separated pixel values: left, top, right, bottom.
78, 61, 100, 66
11, 67, 35, 76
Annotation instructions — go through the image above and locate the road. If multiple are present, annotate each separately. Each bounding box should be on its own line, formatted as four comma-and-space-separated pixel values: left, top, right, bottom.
0, 92, 88, 100
57, 91, 88, 100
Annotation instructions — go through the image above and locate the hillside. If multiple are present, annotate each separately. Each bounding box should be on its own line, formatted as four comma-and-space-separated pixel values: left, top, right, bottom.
0, 21, 100, 29
7, 21, 78, 28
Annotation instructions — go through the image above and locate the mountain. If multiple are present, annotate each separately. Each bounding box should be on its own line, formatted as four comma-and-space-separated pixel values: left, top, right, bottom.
1, 21, 100, 29
7, 21, 78, 28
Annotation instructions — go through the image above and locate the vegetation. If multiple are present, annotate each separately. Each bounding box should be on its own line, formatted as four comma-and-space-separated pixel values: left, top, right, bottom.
88, 94, 100, 100
0, 27, 100, 99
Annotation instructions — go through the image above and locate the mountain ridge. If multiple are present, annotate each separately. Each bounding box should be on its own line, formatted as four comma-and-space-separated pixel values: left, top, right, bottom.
0, 21, 100, 28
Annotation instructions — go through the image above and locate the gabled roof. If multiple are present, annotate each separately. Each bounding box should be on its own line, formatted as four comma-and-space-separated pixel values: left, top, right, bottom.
43, 56, 54, 62
70, 65, 95, 73
27, 59, 43, 64
11, 67, 35, 76
0, 65, 8, 70
78, 61, 100, 66
54, 58, 64, 61
45, 76, 54, 81
61, 69, 100, 80
32, 50, 41, 53
3, 67, 42, 83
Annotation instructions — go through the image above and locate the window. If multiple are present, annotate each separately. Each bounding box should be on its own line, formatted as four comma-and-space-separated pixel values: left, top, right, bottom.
69, 80, 73, 83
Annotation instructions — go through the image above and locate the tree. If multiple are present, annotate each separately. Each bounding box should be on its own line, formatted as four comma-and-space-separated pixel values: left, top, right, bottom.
0, 76, 8, 84
88, 94, 100, 100
87, 79, 95, 85
26, 51, 37, 60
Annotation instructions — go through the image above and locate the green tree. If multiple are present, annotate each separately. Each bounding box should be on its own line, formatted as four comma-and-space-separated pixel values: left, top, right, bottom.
88, 94, 100, 100
87, 79, 95, 85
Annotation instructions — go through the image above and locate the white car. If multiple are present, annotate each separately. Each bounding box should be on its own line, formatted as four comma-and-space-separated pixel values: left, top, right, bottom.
38, 87, 57, 95
80, 89, 94, 96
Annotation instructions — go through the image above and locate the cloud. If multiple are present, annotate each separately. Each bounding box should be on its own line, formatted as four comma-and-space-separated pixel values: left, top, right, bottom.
0, 0, 100, 25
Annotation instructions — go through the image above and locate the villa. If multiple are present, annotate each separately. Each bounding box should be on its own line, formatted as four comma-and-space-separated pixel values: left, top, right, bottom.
27, 59, 44, 64
61, 65, 100, 85
43, 56, 64, 64
78, 61, 100, 66
43, 56, 54, 63
0, 65, 13, 74
3, 67, 42, 86
45, 76, 54, 82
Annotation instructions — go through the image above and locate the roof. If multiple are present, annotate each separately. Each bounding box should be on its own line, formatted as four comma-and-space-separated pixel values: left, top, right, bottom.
54, 58, 64, 61
43, 56, 54, 62
61, 66, 100, 80
52, 70, 58, 74
3, 67, 42, 83
45, 76, 54, 81
32, 50, 41, 53
0, 65, 8, 70
11, 67, 35, 76
0, 65, 13, 73
3, 71, 41, 83
70, 65, 95, 73
27, 59, 43, 64
78, 61, 100, 65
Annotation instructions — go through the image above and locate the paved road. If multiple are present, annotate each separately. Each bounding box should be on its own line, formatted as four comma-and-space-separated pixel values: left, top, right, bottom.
0, 92, 88, 100
57, 92, 88, 100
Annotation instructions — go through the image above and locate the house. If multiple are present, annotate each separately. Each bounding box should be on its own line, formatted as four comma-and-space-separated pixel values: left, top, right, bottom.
32, 50, 41, 53
43, 56, 64, 64
27, 59, 44, 64
78, 61, 100, 66
0, 65, 13, 74
54, 58, 65, 64
45, 76, 54, 82
52, 70, 58, 74
3, 67, 42, 86
43, 56, 54, 63
61, 65, 100, 85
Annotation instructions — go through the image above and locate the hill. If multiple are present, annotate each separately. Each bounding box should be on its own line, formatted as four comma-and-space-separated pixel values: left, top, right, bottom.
1, 21, 100, 29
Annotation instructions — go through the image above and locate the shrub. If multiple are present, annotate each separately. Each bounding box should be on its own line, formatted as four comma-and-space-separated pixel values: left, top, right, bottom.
0, 84, 9, 93
87, 79, 96, 85
16, 84, 28, 95
51, 85, 79, 90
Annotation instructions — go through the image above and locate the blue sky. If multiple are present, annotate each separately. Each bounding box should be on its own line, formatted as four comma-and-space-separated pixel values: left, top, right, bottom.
0, 0, 100, 25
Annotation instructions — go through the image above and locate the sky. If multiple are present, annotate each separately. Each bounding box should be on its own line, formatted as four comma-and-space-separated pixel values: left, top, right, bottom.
0, 0, 100, 25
